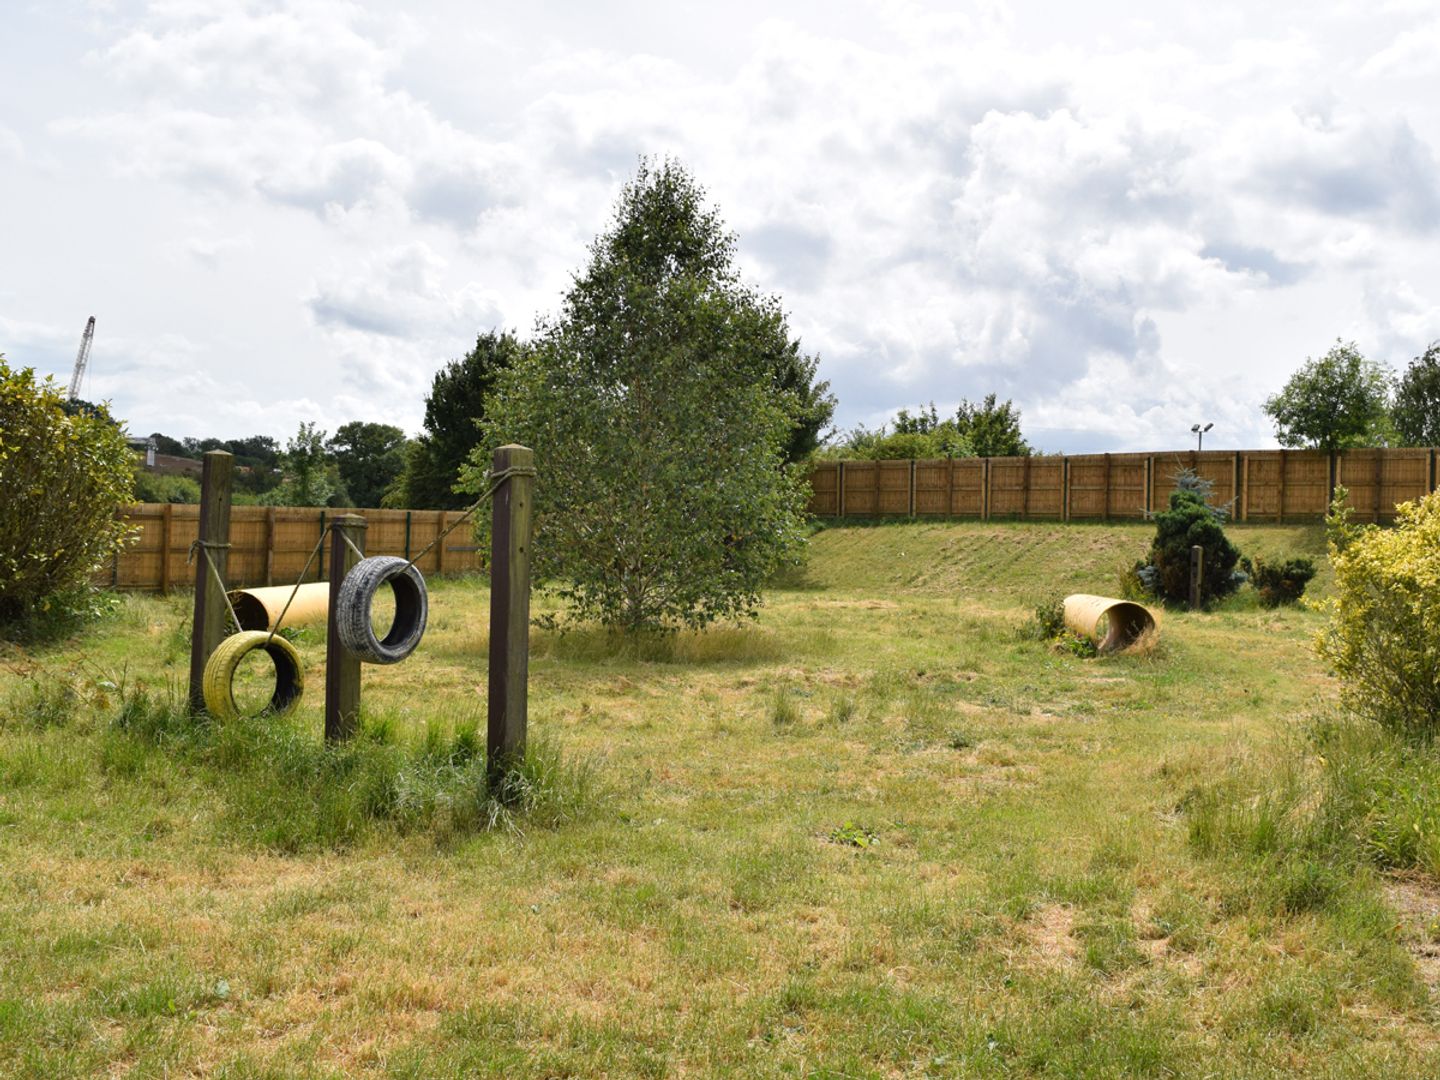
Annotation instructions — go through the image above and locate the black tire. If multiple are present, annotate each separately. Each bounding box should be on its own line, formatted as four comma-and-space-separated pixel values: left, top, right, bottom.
335, 556, 428, 664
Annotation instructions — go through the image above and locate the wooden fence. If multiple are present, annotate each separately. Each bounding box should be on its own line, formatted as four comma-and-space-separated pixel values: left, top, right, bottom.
806, 448, 1440, 523
109, 505, 483, 592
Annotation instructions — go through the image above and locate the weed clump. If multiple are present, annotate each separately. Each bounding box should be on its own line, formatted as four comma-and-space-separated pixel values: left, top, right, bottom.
1243, 555, 1317, 608
107, 686, 602, 851
1026, 595, 1097, 658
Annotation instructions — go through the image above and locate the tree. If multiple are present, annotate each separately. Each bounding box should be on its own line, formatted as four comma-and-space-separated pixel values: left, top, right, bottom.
0, 355, 135, 635
460, 159, 809, 632
1392, 341, 1440, 447
265, 422, 344, 507
762, 332, 835, 463
392, 331, 526, 509
1263, 340, 1393, 451
956, 394, 1030, 457
1132, 469, 1243, 607
327, 421, 408, 508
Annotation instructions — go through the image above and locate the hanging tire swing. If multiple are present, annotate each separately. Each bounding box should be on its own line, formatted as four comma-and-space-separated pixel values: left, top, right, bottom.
202, 630, 305, 721
335, 555, 429, 664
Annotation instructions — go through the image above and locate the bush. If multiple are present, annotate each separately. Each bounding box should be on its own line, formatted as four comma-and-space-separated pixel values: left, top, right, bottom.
1244, 555, 1317, 608
1133, 469, 1242, 607
132, 471, 201, 504
0, 357, 134, 635
1316, 490, 1440, 740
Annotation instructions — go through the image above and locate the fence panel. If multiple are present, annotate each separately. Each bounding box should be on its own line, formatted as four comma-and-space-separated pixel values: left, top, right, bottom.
810, 447, 1440, 525
109, 504, 485, 592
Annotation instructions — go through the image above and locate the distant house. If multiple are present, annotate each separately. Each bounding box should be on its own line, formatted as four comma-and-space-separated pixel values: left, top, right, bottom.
127, 437, 203, 477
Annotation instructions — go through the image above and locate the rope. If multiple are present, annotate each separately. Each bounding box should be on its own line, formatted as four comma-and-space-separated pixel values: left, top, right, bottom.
399, 464, 535, 576
264, 527, 332, 648
187, 539, 241, 633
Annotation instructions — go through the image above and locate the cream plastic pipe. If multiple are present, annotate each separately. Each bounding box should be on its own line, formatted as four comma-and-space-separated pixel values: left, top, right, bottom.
227, 582, 330, 632
1062, 594, 1157, 654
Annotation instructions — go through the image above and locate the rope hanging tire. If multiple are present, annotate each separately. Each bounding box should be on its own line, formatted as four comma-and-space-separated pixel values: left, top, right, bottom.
335, 555, 429, 664
202, 630, 305, 721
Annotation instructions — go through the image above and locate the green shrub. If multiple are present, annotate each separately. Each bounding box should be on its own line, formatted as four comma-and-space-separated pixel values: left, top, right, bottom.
1316, 490, 1440, 740
1244, 555, 1317, 608
132, 471, 201, 504
1134, 469, 1242, 607
0, 357, 134, 636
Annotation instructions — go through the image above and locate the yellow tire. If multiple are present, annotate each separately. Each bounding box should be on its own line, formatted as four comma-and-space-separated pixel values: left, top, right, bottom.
202, 630, 304, 721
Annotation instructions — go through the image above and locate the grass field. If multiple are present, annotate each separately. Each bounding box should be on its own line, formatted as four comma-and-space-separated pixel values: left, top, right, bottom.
2, 519, 1436, 1078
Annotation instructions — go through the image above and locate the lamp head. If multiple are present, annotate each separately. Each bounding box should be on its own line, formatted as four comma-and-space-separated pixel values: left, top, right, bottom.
1191, 424, 1201, 433
1203, 423, 1214, 433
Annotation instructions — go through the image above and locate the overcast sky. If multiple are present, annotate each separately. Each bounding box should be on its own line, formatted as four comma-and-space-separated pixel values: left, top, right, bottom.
3, 0, 1439, 454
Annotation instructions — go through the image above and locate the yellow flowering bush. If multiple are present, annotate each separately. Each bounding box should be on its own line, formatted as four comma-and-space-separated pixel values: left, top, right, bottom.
1316, 490, 1440, 739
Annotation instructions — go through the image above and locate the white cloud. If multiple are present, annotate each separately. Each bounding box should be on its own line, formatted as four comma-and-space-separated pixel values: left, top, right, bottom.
1, 0, 1436, 453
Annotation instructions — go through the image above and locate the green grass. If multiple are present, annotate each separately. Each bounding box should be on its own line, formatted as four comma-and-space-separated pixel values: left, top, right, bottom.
0, 520, 1435, 1077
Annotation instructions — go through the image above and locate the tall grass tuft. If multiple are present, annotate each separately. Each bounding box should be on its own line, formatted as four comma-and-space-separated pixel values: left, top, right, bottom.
106, 686, 604, 851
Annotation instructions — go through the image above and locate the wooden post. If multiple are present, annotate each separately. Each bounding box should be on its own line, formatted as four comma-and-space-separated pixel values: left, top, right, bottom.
264, 506, 276, 586
159, 503, 173, 594
1146, 456, 1154, 516
1278, 451, 1287, 522
1102, 453, 1111, 521
837, 462, 846, 518
317, 510, 327, 581
908, 460, 916, 517
1233, 453, 1241, 516
404, 510, 413, 560
1373, 450, 1384, 522
1241, 455, 1250, 522
946, 458, 955, 520
982, 459, 991, 520
488, 444, 535, 782
188, 451, 233, 713
1189, 545, 1204, 611
1021, 456, 1031, 519
1062, 457, 1070, 521
324, 514, 366, 743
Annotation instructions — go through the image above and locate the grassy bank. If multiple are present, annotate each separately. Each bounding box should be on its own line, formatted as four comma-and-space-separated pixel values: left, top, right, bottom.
1, 520, 1434, 1077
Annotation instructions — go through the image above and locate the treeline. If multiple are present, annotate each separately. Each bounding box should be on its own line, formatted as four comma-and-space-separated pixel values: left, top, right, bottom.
817, 393, 1031, 460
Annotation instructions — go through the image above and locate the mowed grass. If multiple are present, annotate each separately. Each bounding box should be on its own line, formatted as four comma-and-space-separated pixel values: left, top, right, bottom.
1, 520, 1435, 1077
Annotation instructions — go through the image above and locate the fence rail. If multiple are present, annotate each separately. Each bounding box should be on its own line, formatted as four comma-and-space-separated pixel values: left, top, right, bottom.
806, 448, 1440, 524
109, 505, 483, 593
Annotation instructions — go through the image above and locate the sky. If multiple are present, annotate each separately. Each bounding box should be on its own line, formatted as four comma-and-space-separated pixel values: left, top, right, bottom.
3, 0, 1439, 455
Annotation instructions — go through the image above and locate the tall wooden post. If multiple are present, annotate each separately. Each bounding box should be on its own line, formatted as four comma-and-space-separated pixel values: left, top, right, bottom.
324, 514, 366, 743
264, 506, 276, 586
488, 444, 535, 782
188, 451, 234, 713
1189, 545, 1204, 611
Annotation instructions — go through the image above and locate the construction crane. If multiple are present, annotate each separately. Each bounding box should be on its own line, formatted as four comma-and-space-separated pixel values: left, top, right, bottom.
67, 316, 95, 402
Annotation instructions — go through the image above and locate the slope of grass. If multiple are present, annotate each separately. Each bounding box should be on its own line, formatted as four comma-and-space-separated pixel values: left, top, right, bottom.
1, 520, 1431, 1077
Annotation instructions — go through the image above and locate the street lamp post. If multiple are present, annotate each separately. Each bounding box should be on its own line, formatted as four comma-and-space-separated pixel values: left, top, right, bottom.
1191, 422, 1213, 452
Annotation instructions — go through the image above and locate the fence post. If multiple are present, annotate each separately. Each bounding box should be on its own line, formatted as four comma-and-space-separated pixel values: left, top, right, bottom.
1278, 451, 1287, 522
837, 462, 846, 518
317, 510, 327, 581
1062, 457, 1070, 521
1022, 456, 1031, 519
264, 506, 276, 586
1102, 453, 1111, 521
908, 459, 916, 517
1189, 545, 1204, 611
488, 444, 535, 782
324, 514, 366, 743
404, 510, 412, 560
188, 451, 233, 713
982, 459, 991, 520
160, 503, 173, 594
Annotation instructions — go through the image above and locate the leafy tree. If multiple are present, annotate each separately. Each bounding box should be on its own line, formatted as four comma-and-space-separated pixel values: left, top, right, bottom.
393, 331, 526, 509
460, 159, 809, 633
0, 355, 135, 636
767, 337, 835, 463
132, 471, 202, 504
1132, 469, 1243, 607
327, 421, 408, 508
956, 394, 1030, 457
1263, 340, 1393, 451
265, 422, 345, 507
1392, 341, 1440, 447
148, 432, 189, 457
